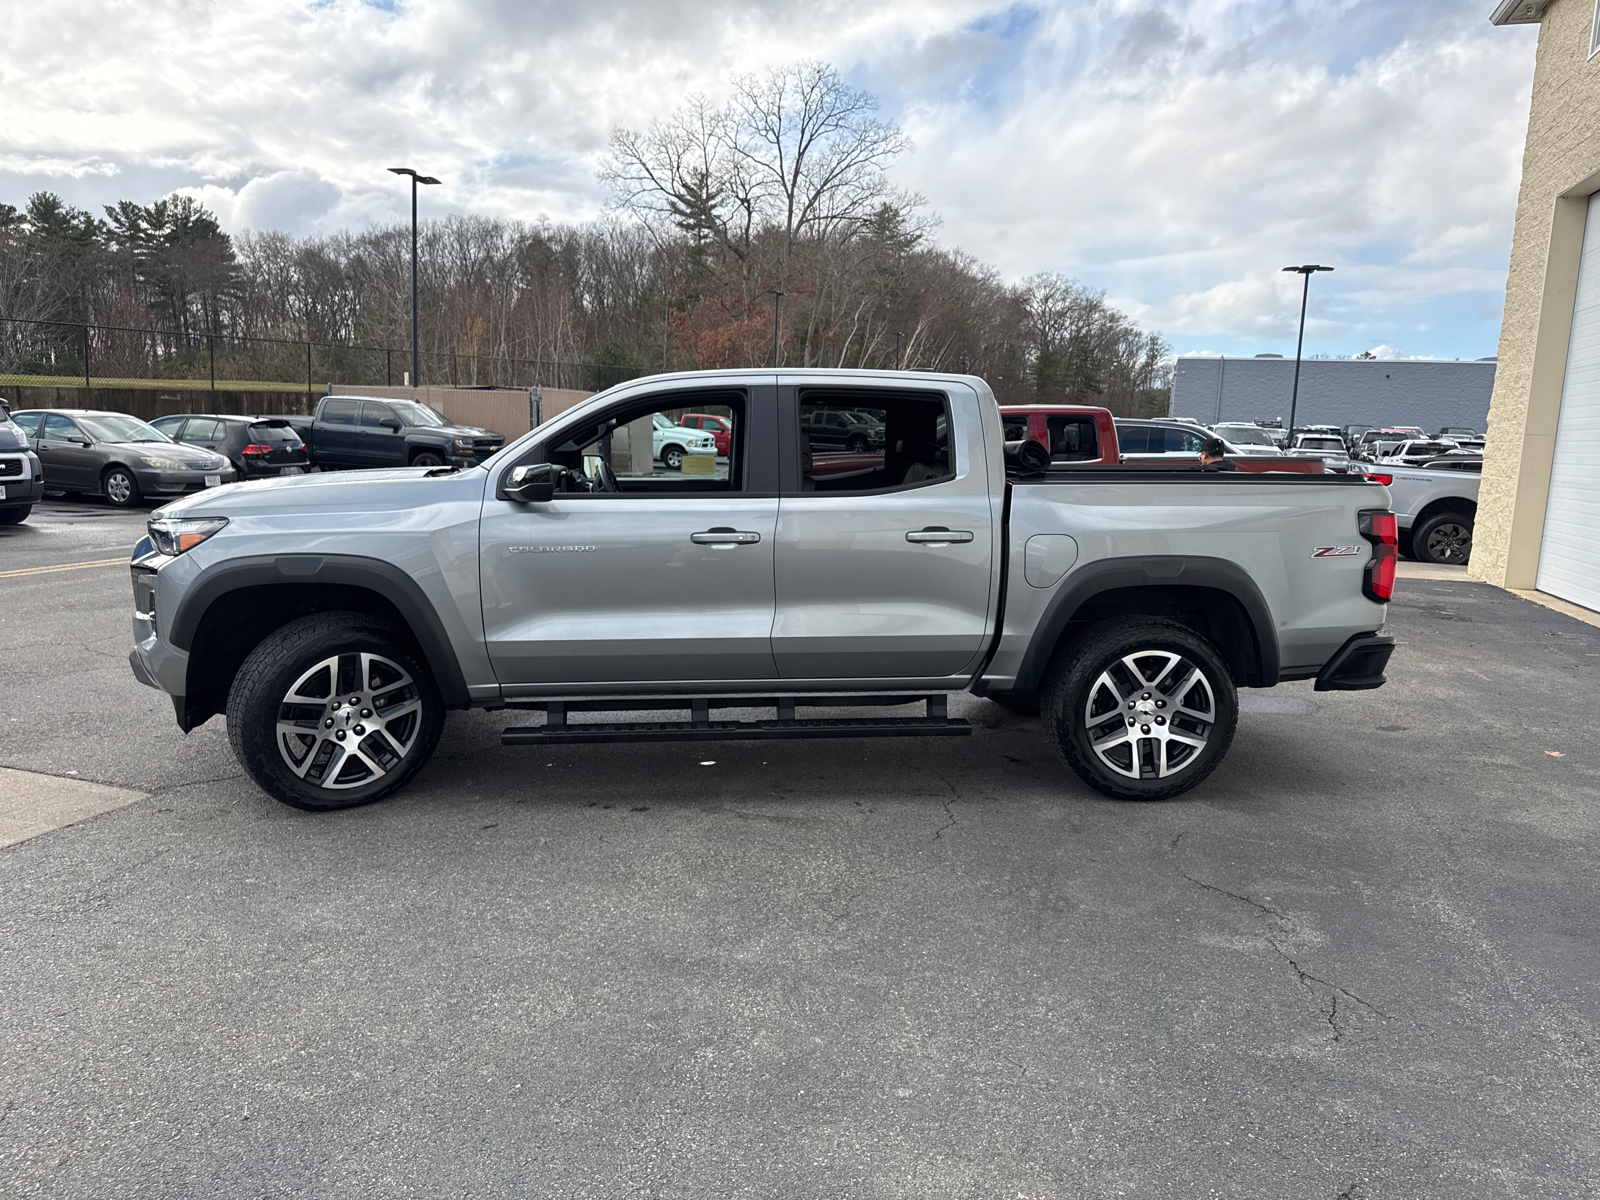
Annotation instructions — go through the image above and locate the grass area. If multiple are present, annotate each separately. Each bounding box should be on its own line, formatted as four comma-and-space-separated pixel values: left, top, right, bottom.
0, 374, 312, 393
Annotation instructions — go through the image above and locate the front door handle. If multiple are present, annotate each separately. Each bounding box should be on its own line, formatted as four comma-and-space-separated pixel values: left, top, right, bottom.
906, 527, 974, 545
691, 528, 761, 546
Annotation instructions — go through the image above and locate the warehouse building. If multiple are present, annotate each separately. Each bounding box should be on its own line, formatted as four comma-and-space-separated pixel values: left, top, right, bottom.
1474, 0, 1600, 614
1170, 356, 1498, 432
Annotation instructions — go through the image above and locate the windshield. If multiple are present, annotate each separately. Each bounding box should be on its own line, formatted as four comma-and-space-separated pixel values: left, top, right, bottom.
389, 400, 448, 427
76, 414, 172, 443
1217, 426, 1276, 447
1298, 438, 1344, 451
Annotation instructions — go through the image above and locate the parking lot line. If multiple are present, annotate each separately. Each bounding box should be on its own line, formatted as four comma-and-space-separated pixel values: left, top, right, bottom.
0, 767, 146, 849
0, 556, 129, 580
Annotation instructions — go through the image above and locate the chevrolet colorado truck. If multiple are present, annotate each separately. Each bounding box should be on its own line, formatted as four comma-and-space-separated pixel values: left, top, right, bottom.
127, 369, 1398, 812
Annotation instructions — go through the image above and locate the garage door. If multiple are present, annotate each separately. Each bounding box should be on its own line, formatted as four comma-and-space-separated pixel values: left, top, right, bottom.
1537, 190, 1600, 612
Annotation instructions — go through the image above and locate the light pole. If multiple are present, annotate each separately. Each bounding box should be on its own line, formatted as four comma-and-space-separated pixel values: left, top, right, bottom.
1281, 264, 1334, 437
770, 290, 785, 366
389, 166, 441, 387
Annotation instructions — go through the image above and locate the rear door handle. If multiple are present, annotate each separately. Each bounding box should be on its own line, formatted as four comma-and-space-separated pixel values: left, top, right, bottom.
691, 528, 761, 546
906, 527, 974, 544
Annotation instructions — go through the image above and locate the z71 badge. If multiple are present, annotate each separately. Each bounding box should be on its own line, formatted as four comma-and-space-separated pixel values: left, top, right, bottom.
1311, 546, 1361, 558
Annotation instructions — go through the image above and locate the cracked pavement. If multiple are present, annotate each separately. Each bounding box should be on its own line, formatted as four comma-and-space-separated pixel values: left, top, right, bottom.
2, 500, 1598, 1198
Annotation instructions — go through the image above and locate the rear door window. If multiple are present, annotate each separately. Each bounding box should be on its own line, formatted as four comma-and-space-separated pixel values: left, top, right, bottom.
12, 412, 43, 437
321, 399, 359, 425
796, 391, 951, 493
184, 418, 222, 441
1117, 426, 1149, 454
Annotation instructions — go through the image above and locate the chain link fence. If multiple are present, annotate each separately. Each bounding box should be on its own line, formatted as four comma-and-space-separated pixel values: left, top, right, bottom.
0, 316, 640, 394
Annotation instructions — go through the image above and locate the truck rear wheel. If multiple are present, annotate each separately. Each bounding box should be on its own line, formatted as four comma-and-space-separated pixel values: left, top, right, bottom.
1043, 617, 1238, 801
1412, 510, 1472, 566
226, 612, 444, 811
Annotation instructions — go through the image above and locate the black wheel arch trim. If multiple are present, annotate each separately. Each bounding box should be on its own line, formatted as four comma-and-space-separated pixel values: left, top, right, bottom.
1013, 555, 1280, 693
168, 553, 471, 708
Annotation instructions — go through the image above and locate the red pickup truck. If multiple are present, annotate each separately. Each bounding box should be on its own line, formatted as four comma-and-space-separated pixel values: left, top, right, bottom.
998, 406, 1325, 474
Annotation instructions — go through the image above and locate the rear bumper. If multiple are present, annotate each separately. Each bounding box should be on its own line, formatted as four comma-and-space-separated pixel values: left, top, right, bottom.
1314, 630, 1397, 691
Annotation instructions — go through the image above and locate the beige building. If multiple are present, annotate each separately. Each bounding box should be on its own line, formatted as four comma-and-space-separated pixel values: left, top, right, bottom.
1474, 0, 1600, 611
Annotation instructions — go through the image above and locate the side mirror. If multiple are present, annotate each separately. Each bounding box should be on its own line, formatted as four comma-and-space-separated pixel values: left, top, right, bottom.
380, 419, 402, 432
69, 437, 92, 447
502, 463, 554, 503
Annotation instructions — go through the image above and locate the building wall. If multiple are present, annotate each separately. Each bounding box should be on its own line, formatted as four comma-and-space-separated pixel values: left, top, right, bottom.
1171, 357, 1496, 431
1475, 0, 1600, 589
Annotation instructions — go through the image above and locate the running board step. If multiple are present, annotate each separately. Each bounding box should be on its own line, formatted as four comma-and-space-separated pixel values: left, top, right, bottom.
501, 696, 970, 746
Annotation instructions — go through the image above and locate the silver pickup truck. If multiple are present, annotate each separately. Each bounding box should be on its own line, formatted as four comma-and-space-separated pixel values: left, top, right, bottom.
1364, 461, 1481, 566
127, 369, 1399, 811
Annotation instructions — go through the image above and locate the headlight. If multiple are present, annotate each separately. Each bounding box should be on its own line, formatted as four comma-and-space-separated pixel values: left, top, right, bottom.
148, 516, 228, 556
453, 438, 473, 450
139, 455, 191, 469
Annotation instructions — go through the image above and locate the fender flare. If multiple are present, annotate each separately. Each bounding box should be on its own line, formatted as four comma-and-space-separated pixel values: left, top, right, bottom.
1012, 555, 1280, 693
168, 553, 471, 708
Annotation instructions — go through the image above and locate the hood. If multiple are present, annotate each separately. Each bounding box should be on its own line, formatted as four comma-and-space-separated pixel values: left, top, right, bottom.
117, 441, 229, 462
152, 463, 484, 518
437, 424, 501, 440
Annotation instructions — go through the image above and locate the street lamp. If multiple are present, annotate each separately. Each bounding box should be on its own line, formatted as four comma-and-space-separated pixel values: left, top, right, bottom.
1281, 264, 1334, 438
770, 289, 785, 367
389, 166, 441, 388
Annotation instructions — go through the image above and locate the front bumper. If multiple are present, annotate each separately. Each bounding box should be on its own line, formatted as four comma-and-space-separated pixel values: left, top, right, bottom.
0, 452, 43, 506
138, 467, 239, 495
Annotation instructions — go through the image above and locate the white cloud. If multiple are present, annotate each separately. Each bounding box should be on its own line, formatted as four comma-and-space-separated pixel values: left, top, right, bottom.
0, 0, 1537, 354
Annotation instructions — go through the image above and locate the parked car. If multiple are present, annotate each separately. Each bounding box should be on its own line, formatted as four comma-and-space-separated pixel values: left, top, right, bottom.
1290, 433, 1356, 473
12, 408, 236, 507
1376, 439, 1463, 466
1355, 428, 1427, 461
678, 412, 733, 456
289, 396, 505, 472
1211, 423, 1284, 454
149, 414, 311, 479
1342, 424, 1376, 452
1117, 420, 1326, 472
801, 406, 888, 453
1362, 462, 1479, 565
0, 398, 44, 525
127, 367, 1396, 812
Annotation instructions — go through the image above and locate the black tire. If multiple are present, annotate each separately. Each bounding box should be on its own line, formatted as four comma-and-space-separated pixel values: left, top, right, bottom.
102, 466, 141, 508
226, 612, 444, 811
0, 505, 30, 526
846, 435, 868, 453
412, 451, 446, 468
1042, 617, 1238, 802
987, 690, 1040, 715
1412, 510, 1472, 566
660, 444, 685, 470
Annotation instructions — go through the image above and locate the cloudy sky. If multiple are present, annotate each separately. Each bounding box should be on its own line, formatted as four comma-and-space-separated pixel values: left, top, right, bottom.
1, 0, 1539, 360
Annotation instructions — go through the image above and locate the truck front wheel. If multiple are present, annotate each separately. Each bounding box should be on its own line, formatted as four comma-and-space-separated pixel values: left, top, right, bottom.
226, 612, 444, 811
1043, 617, 1238, 801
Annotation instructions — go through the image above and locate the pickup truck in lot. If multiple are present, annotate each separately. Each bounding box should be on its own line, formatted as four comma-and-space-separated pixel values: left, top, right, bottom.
277, 395, 505, 471
128, 369, 1398, 812
1364, 460, 1481, 565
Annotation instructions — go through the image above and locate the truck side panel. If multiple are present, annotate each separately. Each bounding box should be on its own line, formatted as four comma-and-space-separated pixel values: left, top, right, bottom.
988, 477, 1391, 690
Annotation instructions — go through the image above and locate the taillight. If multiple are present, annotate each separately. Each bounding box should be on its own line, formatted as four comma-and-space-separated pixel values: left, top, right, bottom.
242, 443, 273, 456
1364, 472, 1393, 486
1359, 510, 1398, 602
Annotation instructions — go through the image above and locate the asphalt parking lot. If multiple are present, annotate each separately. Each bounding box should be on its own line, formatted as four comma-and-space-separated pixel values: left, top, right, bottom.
2, 498, 1597, 1198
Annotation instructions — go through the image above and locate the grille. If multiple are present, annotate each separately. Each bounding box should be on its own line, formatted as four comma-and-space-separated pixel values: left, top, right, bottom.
0, 458, 22, 477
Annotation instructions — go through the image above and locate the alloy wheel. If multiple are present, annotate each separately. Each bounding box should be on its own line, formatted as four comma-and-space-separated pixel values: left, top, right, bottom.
275, 651, 424, 789
1083, 650, 1217, 779
1425, 521, 1471, 564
